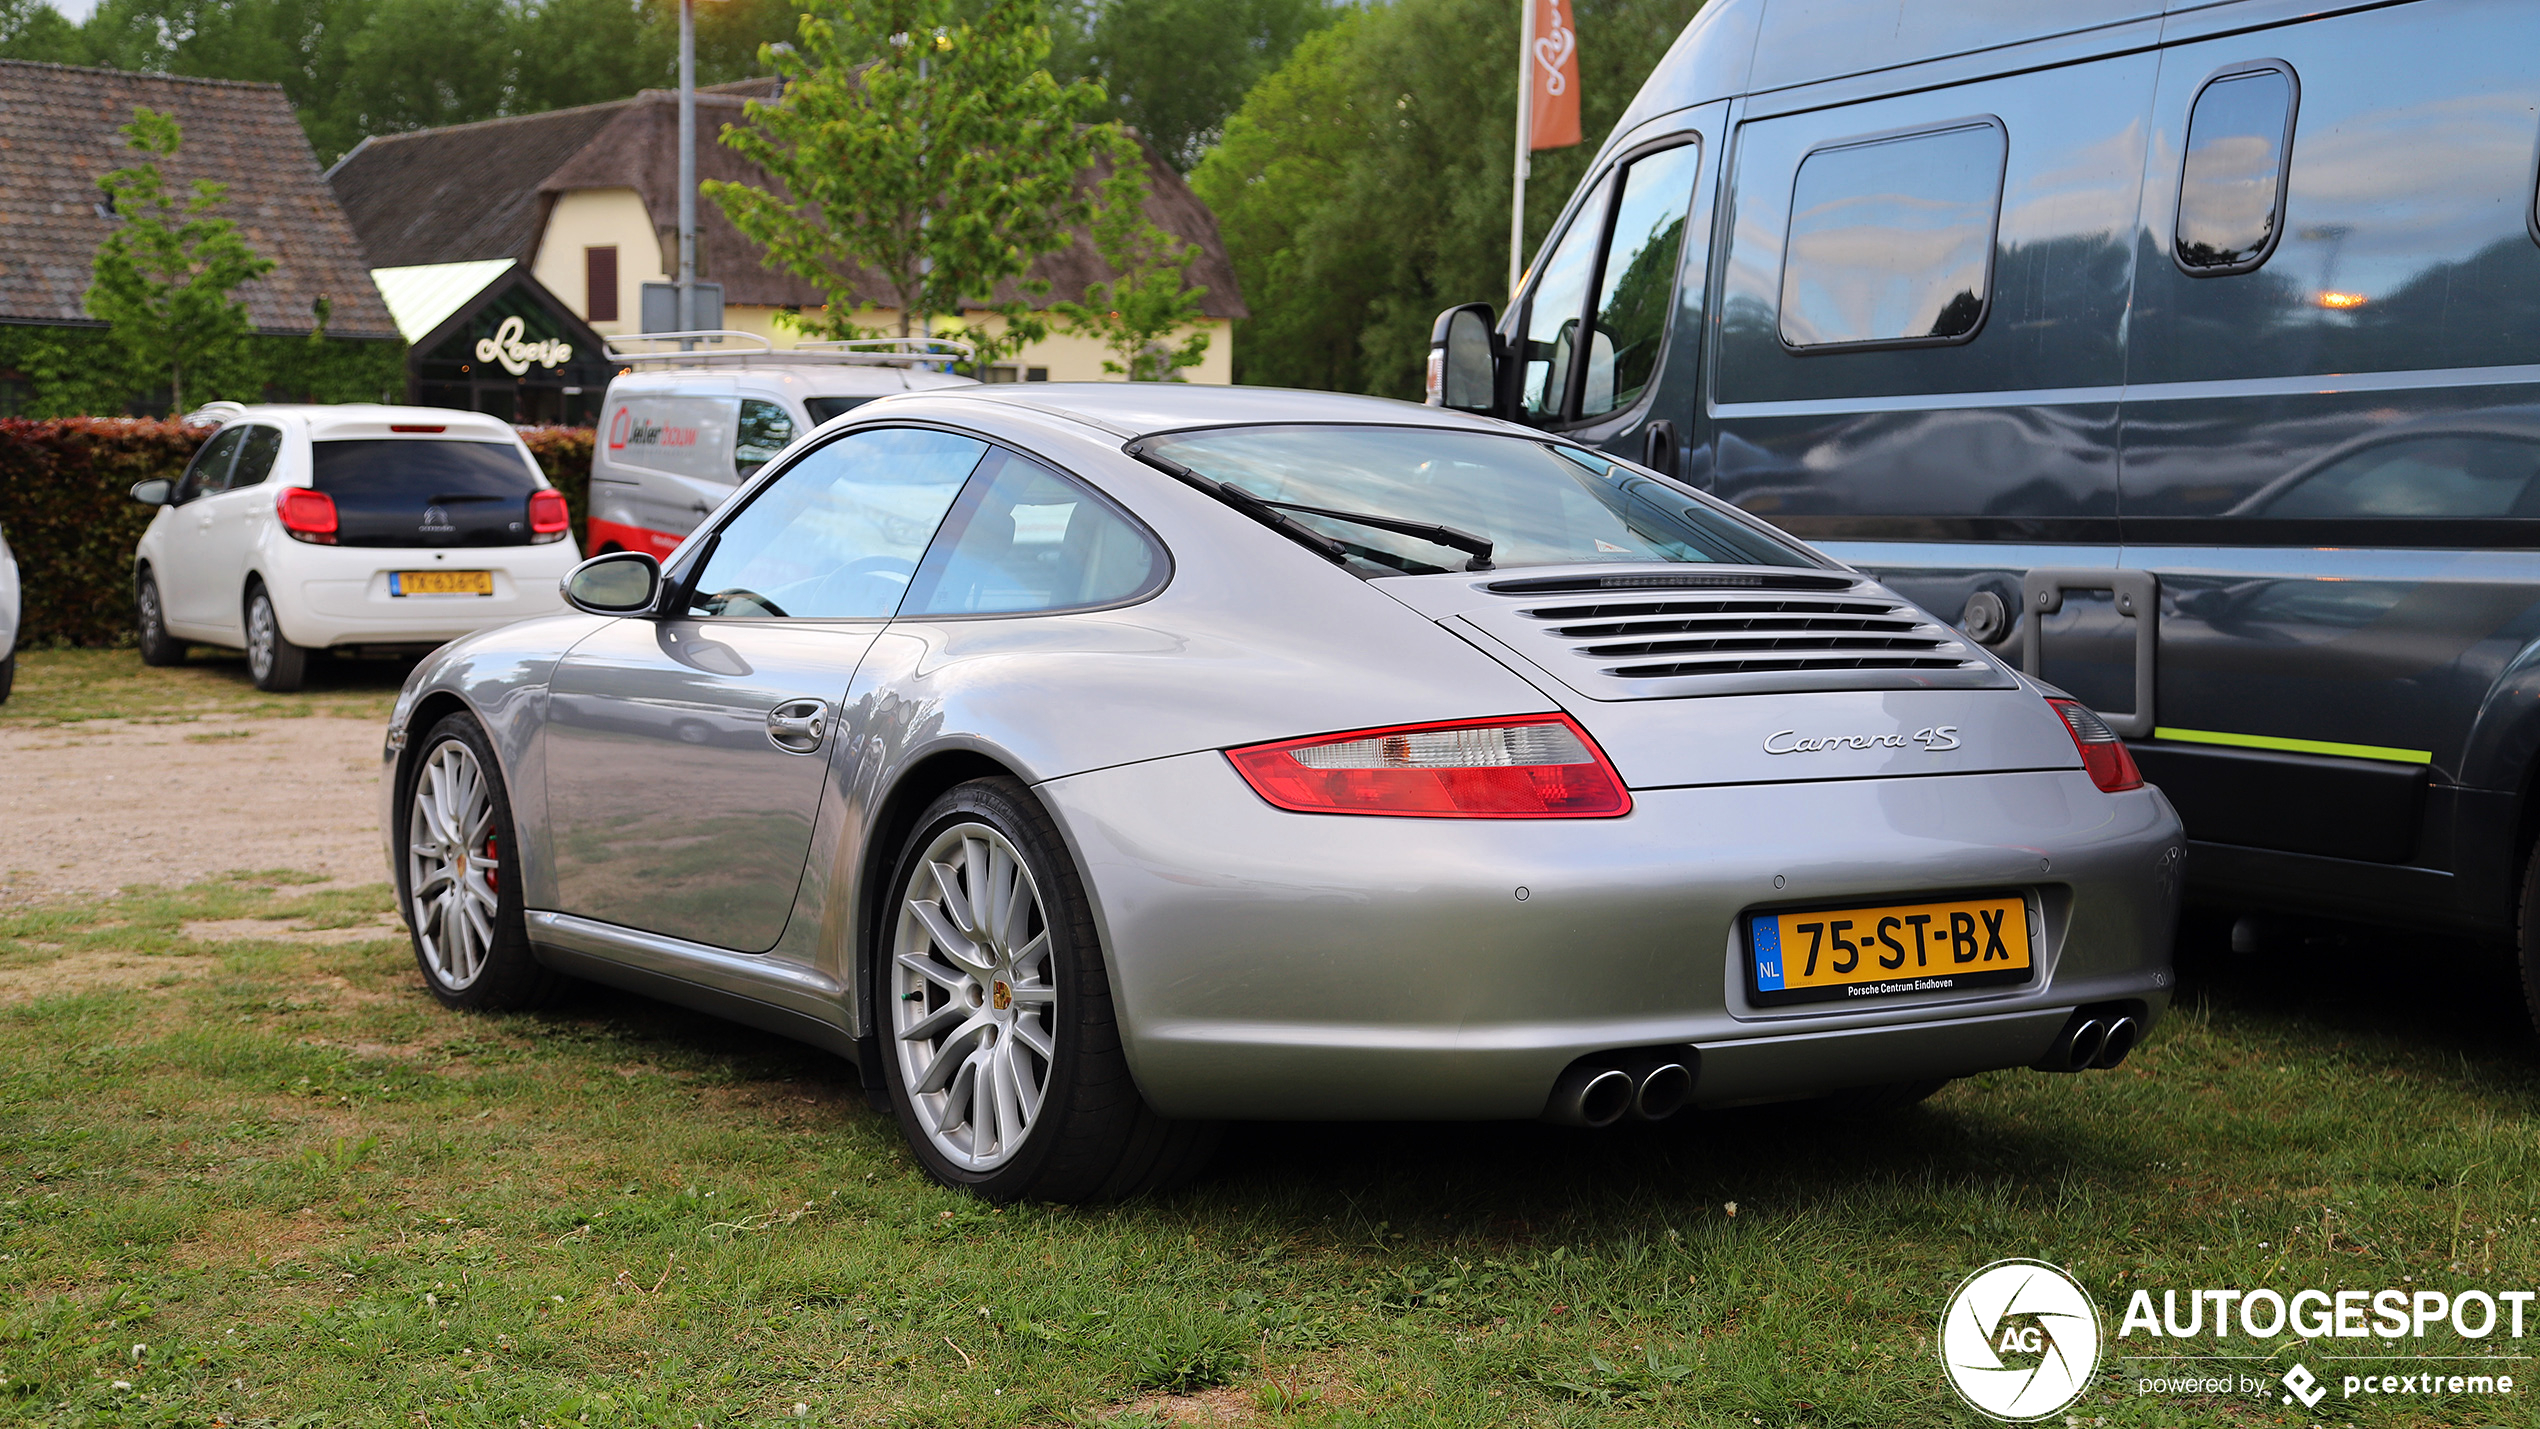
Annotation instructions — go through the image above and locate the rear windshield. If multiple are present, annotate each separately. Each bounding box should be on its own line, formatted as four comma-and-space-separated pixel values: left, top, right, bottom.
804, 396, 878, 424
310, 438, 544, 548
310, 439, 539, 498
1137, 425, 1819, 574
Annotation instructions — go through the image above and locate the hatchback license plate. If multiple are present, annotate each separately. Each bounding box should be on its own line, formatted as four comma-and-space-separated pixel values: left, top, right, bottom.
1747, 894, 2032, 1006
390, 570, 493, 597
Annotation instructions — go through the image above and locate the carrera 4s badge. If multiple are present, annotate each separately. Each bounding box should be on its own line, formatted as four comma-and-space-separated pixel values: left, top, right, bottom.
1764, 726, 1960, 755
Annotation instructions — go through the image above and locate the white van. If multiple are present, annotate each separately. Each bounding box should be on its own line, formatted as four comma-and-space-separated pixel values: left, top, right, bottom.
586, 333, 976, 558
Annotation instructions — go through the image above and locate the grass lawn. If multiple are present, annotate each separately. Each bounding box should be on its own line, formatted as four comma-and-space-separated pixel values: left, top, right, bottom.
0, 648, 409, 728
3, 876, 2538, 1427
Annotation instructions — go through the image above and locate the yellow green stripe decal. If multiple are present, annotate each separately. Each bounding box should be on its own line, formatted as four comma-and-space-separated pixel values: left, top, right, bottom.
2149, 727, 2433, 765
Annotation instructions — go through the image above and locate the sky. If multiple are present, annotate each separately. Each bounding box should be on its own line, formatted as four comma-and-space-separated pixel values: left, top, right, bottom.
49, 0, 95, 21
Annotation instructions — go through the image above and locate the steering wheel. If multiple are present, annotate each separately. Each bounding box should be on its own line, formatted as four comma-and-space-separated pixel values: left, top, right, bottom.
808, 556, 917, 615
700, 587, 789, 618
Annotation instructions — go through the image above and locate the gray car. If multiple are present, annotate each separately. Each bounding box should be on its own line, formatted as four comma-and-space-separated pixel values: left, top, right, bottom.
379, 385, 2184, 1201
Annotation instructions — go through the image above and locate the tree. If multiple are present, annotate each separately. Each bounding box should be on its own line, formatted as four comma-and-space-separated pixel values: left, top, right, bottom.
1074, 0, 1337, 172
84, 107, 276, 413
1190, 0, 1698, 397
706, 0, 1124, 365
1052, 153, 1210, 380
0, 0, 84, 61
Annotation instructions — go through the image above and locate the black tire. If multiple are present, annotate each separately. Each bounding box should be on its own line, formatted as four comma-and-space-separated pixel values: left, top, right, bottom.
135, 571, 185, 666
395, 712, 566, 1011
2518, 838, 2540, 1038
877, 776, 1217, 1203
243, 583, 309, 692
0, 649, 13, 704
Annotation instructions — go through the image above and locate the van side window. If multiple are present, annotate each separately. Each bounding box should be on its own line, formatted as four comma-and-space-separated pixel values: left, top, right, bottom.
1579, 141, 1701, 419
1519, 171, 1615, 422
735, 399, 795, 479
2174, 64, 2297, 275
1778, 119, 2004, 350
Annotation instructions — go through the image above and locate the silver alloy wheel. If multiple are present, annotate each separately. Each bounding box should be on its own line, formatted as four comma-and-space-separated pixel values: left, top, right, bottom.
139, 581, 163, 640
245, 593, 278, 681
891, 822, 1059, 1172
407, 738, 503, 990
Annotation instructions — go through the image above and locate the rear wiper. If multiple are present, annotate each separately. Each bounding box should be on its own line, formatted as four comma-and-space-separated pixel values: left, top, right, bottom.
1253, 499, 1493, 570
1125, 445, 1350, 566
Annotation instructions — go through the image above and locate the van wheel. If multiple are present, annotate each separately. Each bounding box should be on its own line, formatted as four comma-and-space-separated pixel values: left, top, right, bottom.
2517, 839, 2540, 1038
136, 572, 184, 666
398, 713, 565, 1010
0, 649, 13, 704
880, 776, 1217, 1203
244, 584, 308, 692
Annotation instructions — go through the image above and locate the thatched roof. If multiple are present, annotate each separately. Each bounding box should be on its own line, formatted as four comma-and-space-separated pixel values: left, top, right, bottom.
329, 80, 1244, 320
0, 60, 397, 339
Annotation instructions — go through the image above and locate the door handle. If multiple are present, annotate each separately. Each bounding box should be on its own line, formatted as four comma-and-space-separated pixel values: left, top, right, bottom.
1641, 420, 1678, 480
764, 698, 830, 754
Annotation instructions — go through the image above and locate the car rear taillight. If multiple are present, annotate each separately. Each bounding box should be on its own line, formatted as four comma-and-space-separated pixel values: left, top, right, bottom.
528, 488, 570, 540
1226, 714, 1631, 818
2048, 698, 2144, 793
277, 487, 338, 545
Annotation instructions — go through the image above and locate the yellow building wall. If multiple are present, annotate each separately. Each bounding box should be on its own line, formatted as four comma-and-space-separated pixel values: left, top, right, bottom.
532, 193, 1233, 381
531, 188, 665, 336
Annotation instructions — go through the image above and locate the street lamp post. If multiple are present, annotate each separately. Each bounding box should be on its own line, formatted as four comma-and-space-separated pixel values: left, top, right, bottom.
677, 0, 698, 345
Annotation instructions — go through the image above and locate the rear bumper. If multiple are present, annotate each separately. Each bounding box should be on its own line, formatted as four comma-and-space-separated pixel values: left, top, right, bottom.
281, 545, 580, 648
1035, 755, 2183, 1121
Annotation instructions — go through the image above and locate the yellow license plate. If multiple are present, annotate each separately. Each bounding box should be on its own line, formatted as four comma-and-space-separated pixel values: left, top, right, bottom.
389, 570, 493, 597
1748, 893, 2032, 1006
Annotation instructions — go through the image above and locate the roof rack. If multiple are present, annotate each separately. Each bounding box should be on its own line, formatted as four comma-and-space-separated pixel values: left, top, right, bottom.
602, 332, 975, 370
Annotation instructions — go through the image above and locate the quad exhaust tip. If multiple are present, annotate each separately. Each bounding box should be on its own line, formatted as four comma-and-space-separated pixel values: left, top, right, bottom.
1544, 1049, 1698, 1127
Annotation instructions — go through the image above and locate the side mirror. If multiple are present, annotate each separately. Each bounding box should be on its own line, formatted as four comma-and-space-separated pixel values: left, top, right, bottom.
130, 478, 173, 506
562, 550, 662, 615
1425, 303, 1500, 414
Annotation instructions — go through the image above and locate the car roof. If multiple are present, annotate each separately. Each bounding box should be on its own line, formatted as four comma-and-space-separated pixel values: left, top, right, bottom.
214, 404, 522, 442
922, 383, 1526, 442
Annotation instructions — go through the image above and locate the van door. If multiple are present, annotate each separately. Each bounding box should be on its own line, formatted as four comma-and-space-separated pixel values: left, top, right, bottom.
2118, 0, 2540, 882
1703, 48, 2160, 716
592, 383, 739, 557
1501, 106, 1720, 479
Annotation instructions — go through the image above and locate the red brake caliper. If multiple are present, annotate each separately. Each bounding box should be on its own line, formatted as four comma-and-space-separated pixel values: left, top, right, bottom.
483, 836, 498, 892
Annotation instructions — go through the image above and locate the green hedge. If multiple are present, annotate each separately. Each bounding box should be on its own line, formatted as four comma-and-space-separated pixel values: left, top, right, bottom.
0, 327, 409, 418
0, 419, 596, 650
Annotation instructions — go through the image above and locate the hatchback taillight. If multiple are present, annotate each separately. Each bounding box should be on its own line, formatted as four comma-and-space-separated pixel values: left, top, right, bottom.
528, 488, 570, 540
1226, 714, 1631, 818
277, 487, 338, 544
2048, 698, 2145, 793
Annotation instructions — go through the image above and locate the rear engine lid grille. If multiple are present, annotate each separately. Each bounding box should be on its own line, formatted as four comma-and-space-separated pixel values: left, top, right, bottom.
1432, 568, 2012, 701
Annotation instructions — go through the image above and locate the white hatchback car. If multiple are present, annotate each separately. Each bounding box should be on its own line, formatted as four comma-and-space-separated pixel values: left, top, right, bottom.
0, 517, 18, 703
130, 404, 581, 690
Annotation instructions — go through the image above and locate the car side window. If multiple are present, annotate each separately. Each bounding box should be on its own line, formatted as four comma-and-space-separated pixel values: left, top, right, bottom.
734, 399, 795, 480
175, 427, 245, 504
900, 450, 1166, 616
227, 426, 283, 489
1779, 119, 2005, 349
683, 426, 987, 619
1517, 170, 1615, 424
2249, 433, 2540, 518
2175, 64, 2297, 275
1579, 141, 1702, 419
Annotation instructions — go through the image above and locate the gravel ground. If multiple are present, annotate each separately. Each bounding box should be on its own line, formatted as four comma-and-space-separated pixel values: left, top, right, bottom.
0, 715, 389, 904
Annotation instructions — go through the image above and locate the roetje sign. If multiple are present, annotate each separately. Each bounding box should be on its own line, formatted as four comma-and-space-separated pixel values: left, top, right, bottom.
476, 315, 572, 376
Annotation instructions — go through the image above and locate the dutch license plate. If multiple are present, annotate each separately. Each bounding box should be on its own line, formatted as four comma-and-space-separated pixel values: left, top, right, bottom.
390, 570, 493, 597
1747, 893, 2032, 1006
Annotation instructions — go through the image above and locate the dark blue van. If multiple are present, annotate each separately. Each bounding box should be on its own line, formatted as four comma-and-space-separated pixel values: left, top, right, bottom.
1431, 0, 2540, 1000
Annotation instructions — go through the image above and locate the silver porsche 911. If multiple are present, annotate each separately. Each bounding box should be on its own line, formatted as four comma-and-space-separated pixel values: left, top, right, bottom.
380, 385, 2182, 1201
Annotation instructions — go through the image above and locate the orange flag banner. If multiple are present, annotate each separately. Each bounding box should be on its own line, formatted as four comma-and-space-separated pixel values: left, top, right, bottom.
1529, 0, 1581, 150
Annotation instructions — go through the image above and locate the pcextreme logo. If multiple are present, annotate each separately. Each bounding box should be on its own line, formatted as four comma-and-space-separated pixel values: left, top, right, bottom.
1941, 1259, 2103, 1421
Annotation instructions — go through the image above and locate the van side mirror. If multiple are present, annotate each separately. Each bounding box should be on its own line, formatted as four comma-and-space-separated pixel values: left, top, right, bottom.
563, 550, 662, 615
1425, 303, 1501, 414
130, 478, 172, 506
